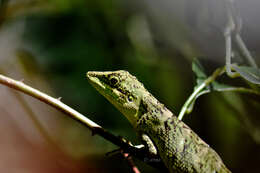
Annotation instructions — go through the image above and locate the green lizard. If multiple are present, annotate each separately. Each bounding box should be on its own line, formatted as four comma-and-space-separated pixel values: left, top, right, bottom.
87, 70, 231, 173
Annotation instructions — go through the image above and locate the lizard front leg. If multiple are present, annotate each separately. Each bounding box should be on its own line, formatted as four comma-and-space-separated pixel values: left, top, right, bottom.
141, 134, 157, 156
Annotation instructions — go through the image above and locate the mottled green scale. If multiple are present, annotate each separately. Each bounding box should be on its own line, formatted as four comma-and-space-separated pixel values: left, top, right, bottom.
87, 70, 231, 173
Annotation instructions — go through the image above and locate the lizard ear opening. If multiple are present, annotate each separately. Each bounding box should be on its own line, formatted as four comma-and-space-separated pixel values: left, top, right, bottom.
139, 99, 148, 115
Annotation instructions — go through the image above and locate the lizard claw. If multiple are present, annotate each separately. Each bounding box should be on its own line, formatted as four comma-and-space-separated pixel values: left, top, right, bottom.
134, 144, 145, 149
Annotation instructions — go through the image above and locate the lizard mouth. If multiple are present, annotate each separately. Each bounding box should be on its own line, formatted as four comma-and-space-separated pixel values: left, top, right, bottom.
87, 71, 124, 104
87, 71, 106, 90
87, 71, 141, 127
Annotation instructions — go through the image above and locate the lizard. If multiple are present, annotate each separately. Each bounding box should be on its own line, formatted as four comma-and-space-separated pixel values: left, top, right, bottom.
87, 70, 231, 173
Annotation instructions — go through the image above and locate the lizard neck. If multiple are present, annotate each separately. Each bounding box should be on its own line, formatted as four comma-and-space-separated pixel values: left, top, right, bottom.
136, 94, 173, 129
144, 93, 173, 117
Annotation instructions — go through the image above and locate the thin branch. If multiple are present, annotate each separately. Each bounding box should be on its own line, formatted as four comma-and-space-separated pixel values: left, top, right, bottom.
0, 67, 60, 149
224, 0, 258, 70
224, 0, 240, 78
0, 74, 100, 128
121, 151, 141, 173
10, 90, 57, 146
235, 34, 258, 68
0, 74, 166, 170
224, 21, 236, 77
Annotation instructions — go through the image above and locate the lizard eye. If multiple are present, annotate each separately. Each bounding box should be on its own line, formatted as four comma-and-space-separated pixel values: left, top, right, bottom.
110, 77, 118, 86
127, 95, 134, 102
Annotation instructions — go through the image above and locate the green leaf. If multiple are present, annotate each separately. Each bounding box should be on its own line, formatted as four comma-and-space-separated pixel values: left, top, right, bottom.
189, 59, 233, 112
187, 60, 260, 115
192, 59, 207, 86
232, 65, 260, 85
180, 60, 260, 119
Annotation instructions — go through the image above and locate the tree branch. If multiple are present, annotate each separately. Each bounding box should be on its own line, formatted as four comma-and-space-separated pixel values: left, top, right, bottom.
0, 74, 167, 171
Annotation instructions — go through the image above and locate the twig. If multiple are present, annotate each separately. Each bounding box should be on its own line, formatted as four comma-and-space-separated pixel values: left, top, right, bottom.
235, 34, 258, 68
227, 0, 257, 68
0, 74, 100, 128
224, 17, 236, 77
224, 0, 239, 77
224, 0, 258, 75
0, 74, 166, 170
121, 151, 141, 173
10, 89, 57, 146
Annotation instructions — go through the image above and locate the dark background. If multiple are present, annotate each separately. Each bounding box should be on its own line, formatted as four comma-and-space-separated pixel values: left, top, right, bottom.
0, 0, 259, 172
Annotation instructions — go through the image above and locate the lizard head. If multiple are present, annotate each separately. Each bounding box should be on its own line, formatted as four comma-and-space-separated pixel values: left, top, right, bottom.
87, 70, 145, 127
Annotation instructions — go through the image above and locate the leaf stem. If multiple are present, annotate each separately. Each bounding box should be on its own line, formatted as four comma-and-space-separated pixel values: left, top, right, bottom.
178, 67, 225, 120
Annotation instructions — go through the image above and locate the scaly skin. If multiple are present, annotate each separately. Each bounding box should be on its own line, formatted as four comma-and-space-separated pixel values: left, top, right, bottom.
87, 70, 231, 173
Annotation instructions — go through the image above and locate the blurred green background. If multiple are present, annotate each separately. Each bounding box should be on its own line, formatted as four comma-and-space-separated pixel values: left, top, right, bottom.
0, 0, 259, 172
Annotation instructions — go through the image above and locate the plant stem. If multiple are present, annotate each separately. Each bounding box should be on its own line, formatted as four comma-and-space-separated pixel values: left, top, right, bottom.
0, 74, 166, 171
178, 67, 225, 120
0, 74, 100, 129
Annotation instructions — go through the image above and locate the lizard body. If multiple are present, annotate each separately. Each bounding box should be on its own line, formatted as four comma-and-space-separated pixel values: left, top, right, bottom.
87, 70, 231, 173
